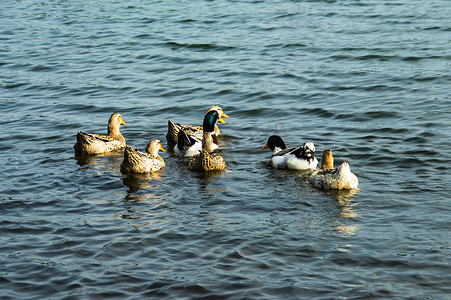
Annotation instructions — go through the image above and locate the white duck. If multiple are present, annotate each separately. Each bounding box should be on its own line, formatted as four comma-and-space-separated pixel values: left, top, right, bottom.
309, 149, 358, 190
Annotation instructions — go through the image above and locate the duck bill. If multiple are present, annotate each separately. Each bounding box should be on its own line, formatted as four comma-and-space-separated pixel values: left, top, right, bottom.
159, 146, 166, 152
121, 120, 127, 126
221, 112, 230, 119
217, 116, 225, 124
261, 144, 269, 150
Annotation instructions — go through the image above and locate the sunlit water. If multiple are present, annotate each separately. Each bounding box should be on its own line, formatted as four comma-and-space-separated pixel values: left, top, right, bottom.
1, 0, 450, 298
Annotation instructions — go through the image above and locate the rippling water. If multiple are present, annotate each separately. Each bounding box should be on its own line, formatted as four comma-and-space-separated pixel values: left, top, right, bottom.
1, 0, 450, 298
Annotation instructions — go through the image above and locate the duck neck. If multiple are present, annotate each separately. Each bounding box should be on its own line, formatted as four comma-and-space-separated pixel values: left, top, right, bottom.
107, 123, 120, 136
146, 145, 158, 158
320, 150, 334, 169
273, 146, 284, 154
203, 111, 218, 133
202, 131, 217, 153
321, 160, 333, 170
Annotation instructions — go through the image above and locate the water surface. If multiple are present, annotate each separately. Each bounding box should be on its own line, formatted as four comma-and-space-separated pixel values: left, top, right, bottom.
1, 0, 450, 298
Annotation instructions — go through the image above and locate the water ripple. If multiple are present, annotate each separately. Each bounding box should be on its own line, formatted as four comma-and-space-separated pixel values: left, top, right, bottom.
1, 0, 450, 298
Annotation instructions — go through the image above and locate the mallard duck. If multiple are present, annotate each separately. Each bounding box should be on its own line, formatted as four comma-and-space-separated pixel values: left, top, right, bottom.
74, 112, 127, 156
120, 139, 166, 173
187, 110, 226, 171
175, 110, 225, 157
261, 135, 318, 170
309, 149, 358, 190
166, 105, 229, 149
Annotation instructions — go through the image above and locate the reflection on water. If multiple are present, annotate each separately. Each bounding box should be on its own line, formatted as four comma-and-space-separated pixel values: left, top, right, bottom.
75, 149, 124, 174
77, 153, 173, 230
325, 189, 360, 236
121, 172, 171, 229
324, 189, 359, 214
75, 154, 102, 167
194, 170, 227, 198
296, 176, 360, 236
177, 170, 228, 232
3, 0, 450, 296
122, 172, 164, 194
333, 223, 359, 236
120, 207, 172, 230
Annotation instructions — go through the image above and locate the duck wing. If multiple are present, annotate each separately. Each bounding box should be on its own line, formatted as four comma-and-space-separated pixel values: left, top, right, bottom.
178, 124, 203, 140
271, 147, 297, 157
167, 120, 203, 148
177, 129, 200, 153
84, 132, 115, 143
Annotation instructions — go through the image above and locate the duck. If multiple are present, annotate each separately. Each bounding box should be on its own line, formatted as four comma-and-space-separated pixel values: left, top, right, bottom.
261, 135, 318, 170
187, 111, 226, 171
188, 149, 226, 171
120, 139, 166, 173
308, 149, 359, 190
166, 105, 229, 149
175, 110, 225, 157
74, 112, 127, 156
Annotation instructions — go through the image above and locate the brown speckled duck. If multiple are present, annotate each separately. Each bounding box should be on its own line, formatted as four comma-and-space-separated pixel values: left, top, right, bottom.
166, 105, 229, 149
187, 111, 226, 171
188, 149, 226, 171
74, 112, 126, 156
120, 139, 166, 173
309, 149, 358, 190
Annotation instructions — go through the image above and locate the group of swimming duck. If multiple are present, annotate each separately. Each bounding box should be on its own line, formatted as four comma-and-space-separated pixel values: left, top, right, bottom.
73, 106, 358, 190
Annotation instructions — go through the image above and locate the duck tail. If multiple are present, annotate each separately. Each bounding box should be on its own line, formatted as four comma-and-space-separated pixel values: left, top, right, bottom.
120, 146, 140, 173
167, 120, 178, 133
166, 120, 180, 149
76, 131, 93, 145
338, 162, 351, 175
292, 142, 316, 162
123, 145, 135, 159
338, 162, 359, 189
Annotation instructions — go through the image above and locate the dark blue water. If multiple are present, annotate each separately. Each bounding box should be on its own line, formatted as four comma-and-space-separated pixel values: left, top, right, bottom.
1, 0, 450, 298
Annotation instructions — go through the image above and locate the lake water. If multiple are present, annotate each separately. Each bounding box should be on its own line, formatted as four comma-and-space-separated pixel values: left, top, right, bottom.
1, 0, 450, 298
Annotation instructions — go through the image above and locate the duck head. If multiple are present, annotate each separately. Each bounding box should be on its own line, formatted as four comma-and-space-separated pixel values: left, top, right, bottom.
206, 105, 230, 119
146, 139, 165, 157
203, 110, 225, 132
261, 135, 287, 154
107, 112, 126, 136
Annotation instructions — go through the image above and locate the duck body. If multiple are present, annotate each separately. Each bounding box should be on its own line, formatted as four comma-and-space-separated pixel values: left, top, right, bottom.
309, 150, 358, 190
309, 162, 358, 189
74, 131, 126, 156
262, 135, 318, 170
120, 140, 165, 173
74, 112, 126, 156
188, 150, 226, 171
166, 106, 229, 149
